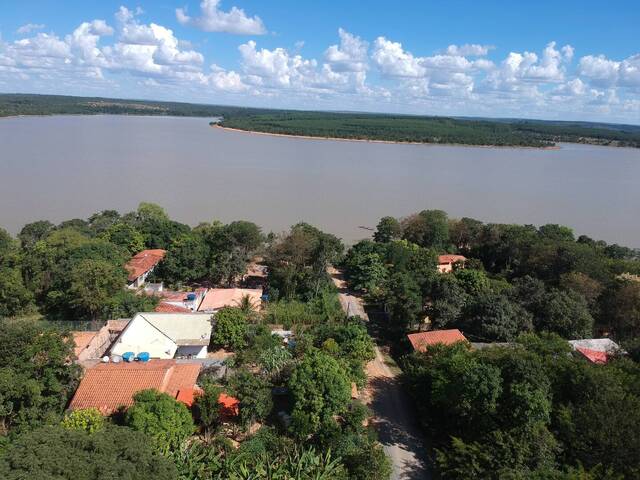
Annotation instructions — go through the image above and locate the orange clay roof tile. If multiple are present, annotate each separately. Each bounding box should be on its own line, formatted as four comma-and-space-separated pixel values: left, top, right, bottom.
68, 360, 200, 414
125, 249, 166, 282
407, 329, 467, 352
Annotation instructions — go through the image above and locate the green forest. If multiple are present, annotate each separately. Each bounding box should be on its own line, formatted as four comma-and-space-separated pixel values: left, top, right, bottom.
0, 93, 263, 118
2, 93, 639, 148
1, 205, 640, 478
222, 112, 640, 148
342, 210, 640, 478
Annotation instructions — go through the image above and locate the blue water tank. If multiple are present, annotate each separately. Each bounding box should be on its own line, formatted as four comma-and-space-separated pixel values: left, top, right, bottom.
137, 352, 150, 362
186, 293, 196, 301
122, 352, 135, 362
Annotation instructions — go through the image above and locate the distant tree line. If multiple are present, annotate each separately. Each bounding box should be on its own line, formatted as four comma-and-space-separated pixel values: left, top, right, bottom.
2, 93, 639, 148
0, 93, 268, 118
221, 112, 640, 148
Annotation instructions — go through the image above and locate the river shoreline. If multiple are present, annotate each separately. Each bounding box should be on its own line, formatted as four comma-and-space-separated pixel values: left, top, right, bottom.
213, 124, 562, 150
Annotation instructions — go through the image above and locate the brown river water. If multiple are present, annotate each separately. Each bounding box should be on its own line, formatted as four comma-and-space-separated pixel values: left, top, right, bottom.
1, 115, 639, 246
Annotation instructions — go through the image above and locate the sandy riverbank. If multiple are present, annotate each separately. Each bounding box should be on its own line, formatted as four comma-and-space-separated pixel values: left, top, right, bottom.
212, 124, 562, 150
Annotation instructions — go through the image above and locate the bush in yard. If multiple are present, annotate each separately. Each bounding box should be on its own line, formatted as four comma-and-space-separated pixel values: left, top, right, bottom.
125, 389, 195, 454
289, 349, 351, 437
61, 408, 105, 433
193, 383, 224, 436
211, 307, 248, 350
228, 369, 273, 429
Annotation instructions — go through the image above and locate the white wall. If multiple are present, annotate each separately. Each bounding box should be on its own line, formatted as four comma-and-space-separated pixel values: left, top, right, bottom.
110, 316, 177, 359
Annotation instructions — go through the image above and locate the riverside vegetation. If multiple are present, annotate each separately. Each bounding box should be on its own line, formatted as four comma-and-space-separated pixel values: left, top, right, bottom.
2, 93, 640, 148
1, 204, 640, 478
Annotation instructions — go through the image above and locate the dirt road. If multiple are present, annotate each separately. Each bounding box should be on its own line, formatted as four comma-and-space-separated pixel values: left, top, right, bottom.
329, 267, 430, 479
366, 347, 431, 480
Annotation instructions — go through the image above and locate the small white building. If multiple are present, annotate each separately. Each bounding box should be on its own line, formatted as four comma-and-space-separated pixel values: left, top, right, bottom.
110, 312, 213, 359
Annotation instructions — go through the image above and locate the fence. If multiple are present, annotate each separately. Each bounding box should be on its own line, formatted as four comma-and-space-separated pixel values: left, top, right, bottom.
40, 320, 107, 332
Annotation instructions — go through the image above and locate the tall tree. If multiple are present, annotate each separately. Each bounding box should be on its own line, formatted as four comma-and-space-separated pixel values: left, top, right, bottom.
68, 259, 127, 320
0, 320, 80, 434
403, 209, 450, 250
100, 222, 144, 255
161, 233, 209, 283
17, 220, 55, 249
228, 369, 273, 428
289, 350, 351, 437
461, 292, 534, 341
602, 279, 640, 340
373, 216, 401, 243
382, 271, 423, 332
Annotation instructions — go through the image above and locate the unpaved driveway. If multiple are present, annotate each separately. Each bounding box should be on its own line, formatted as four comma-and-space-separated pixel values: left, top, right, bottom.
329, 267, 430, 479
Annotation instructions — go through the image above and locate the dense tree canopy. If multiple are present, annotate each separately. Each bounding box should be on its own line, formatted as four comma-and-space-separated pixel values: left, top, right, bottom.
0, 203, 265, 320
343, 211, 640, 343
0, 425, 177, 479
403, 337, 640, 478
266, 222, 343, 300
0, 320, 80, 435
99, 222, 144, 255
2, 204, 640, 480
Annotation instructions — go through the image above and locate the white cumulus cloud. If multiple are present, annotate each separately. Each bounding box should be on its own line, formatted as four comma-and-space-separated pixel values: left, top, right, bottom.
371, 37, 426, 77
445, 44, 493, 56
16, 23, 45, 35
324, 28, 369, 72
176, 0, 266, 35
578, 54, 620, 86
239, 40, 317, 87
2, 10, 639, 123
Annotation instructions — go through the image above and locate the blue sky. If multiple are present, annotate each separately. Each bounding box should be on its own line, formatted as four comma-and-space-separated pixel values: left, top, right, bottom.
1, 0, 639, 123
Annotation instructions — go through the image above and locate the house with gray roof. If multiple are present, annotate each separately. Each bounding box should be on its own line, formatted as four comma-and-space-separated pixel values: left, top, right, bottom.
110, 312, 213, 359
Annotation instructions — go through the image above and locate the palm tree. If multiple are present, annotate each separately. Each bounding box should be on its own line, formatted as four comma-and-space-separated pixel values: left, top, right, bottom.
234, 294, 258, 314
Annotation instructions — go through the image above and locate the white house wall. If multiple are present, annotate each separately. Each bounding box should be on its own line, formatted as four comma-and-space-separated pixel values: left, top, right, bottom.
110, 316, 177, 359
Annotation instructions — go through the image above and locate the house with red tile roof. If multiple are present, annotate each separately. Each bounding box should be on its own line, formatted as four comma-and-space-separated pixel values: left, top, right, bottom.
126, 249, 166, 289
68, 360, 201, 414
407, 329, 468, 352
155, 302, 193, 313
198, 288, 263, 313
242, 258, 268, 288
154, 288, 207, 313
568, 338, 622, 364
437, 254, 467, 273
